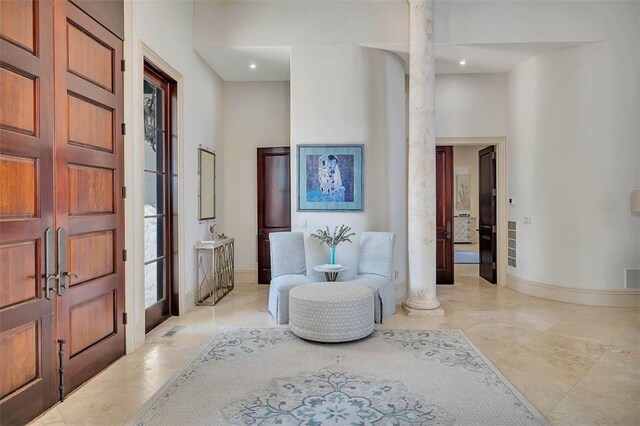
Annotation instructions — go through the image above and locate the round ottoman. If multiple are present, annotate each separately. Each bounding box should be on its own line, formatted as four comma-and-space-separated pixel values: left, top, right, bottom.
289, 283, 375, 343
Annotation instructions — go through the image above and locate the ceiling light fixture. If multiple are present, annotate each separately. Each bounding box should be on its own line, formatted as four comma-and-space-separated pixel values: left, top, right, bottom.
249, 63, 257, 69
459, 59, 467, 66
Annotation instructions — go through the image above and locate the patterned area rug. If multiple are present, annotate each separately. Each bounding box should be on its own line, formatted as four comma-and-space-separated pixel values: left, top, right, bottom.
132, 328, 546, 425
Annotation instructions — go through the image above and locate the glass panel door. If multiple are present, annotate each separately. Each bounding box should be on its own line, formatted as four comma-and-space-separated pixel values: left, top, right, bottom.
143, 65, 173, 331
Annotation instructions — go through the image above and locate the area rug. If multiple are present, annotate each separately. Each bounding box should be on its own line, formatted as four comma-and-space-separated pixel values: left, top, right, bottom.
132, 328, 546, 425
454, 250, 480, 264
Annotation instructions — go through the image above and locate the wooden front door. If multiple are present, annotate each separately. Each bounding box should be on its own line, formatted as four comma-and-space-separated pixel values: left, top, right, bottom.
0, 1, 58, 423
257, 147, 291, 284
478, 145, 497, 284
436, 146, 454, 284
1, 1, 125, 422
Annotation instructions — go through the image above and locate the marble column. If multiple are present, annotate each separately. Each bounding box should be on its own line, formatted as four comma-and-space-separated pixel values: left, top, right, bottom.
403, 0, 442, 315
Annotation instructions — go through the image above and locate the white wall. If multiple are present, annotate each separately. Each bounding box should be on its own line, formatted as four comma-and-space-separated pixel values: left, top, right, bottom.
223, 82, 290, 273
435, 74, 507, 138
404, 73, 508, 138
291, 45, 407, 291
453, 146, 482, 219
125, 0, 225, 351
507, 4, 640, 290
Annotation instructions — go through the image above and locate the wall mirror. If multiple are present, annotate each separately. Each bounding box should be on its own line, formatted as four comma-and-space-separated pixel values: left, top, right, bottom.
199, 147, 216, 220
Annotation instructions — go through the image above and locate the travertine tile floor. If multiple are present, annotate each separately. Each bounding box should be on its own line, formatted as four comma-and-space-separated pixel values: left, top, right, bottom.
32, 265, 639, 425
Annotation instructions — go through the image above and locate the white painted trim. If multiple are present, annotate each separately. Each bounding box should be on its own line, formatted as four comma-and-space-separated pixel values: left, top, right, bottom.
436, 137, 508, 286
123, 0, 135, 354
507, 274, 640, 308
395, 280, 407, 302
235, 270, 258, 285
123, 37, 187, 353
184, 290, 196, 312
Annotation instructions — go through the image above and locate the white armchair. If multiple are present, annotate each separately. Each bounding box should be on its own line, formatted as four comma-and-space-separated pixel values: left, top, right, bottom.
267, 232, 313, 324
345, 231, 396, 323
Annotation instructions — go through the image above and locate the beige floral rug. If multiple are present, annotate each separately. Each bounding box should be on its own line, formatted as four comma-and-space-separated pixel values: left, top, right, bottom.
132, 328, 546, 425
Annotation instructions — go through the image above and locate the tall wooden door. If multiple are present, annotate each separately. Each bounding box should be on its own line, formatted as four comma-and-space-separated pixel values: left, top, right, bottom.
478, 145, 497, 284
53, 0, 126, 393
0, 1, 58, 423
257, 147, 291, 284
436, 146, 454, 284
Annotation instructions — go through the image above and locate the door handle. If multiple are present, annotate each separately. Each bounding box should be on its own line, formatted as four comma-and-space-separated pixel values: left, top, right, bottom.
44, 228, 57, 300
57, 227, 74, 296
257, 230, 265, 238
444, 220, 452, 239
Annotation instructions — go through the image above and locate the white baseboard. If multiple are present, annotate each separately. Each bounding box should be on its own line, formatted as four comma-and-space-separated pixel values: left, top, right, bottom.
183, 290, 196, 314
507, 274, 640, 308
235, 270, 258, 285
395, 280, 407, 303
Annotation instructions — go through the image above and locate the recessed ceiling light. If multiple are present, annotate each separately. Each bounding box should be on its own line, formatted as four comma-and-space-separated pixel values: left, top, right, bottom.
459, 59, 467, 66
249, 63, 257, 69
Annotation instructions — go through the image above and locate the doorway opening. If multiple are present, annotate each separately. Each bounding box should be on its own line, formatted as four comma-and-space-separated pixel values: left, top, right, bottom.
257, 147, 292, 284
143, 62, 179, 332
450, 144, 498, 284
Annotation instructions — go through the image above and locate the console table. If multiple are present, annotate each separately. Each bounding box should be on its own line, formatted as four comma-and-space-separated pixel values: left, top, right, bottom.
195, 238, 234, 305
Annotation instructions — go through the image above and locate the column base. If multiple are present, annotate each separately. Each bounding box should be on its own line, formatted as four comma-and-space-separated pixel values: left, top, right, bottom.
403, 303, 445, 316
402, 299, 444, 316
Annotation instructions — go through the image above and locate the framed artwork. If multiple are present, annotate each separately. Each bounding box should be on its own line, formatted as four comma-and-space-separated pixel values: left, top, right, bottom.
297, 144, 364, 211
456, 173, 471, 213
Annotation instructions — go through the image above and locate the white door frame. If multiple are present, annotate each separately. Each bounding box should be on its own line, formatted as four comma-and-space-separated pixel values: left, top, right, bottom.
436, 137, 507, 286
123, 2, 186, 352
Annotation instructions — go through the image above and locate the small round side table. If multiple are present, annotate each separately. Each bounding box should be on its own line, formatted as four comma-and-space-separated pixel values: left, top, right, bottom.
313, 265, 349, 282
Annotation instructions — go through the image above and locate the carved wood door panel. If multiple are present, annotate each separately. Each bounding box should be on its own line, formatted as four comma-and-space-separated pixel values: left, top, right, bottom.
53, 0, 126, 394
0, 1, 58, 423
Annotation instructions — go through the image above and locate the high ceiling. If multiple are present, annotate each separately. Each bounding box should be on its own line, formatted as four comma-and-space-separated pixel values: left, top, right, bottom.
197, 41, 589, 82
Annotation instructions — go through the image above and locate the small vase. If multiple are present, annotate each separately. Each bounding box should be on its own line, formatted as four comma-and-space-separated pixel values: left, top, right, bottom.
329, 246, 336, 265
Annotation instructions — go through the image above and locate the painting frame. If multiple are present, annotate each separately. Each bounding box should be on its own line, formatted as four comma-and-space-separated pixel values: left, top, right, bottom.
198, 147, 216, 220
297, 144, 364, 212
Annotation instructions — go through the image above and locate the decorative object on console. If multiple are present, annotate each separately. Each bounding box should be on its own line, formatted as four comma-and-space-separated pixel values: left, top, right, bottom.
310, 225, 356, 265
297, 144, 364, 211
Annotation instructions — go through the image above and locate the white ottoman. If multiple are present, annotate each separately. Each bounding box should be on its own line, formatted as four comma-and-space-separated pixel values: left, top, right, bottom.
289, 283, 375, 343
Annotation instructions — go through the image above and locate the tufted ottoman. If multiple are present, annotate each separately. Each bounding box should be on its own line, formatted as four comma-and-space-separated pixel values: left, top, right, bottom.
288, 283, 375, 343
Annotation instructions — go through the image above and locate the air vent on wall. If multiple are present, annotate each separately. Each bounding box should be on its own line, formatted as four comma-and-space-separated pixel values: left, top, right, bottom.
507, 221, 517, 268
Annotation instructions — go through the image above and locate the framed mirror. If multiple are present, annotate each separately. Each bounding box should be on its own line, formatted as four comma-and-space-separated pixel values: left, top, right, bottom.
199, 147, 216, 220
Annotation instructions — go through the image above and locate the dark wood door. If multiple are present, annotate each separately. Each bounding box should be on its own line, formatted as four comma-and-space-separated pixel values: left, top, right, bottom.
143, 64, 175, 332
0, 1, 58, 423
257, 147, 291, 284
479, 145, 497, 283
53, 0, 126, 394
436, 146, 454, 284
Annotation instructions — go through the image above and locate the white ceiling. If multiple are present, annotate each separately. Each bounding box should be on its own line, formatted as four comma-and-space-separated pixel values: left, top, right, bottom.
197, 42, 590, 82
196, 46, 292, 81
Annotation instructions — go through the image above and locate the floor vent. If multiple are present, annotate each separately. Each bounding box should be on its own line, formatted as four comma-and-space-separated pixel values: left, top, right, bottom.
507, 221, 517, 268
625, 269, 640, 289
162, 326, 185, 338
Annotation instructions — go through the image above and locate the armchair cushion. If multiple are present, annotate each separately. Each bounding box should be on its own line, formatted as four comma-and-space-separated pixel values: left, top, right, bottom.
347, 274, 396, 323
268, 274, 314, 324
269, 232, 307, 278
358, 232, 395, 278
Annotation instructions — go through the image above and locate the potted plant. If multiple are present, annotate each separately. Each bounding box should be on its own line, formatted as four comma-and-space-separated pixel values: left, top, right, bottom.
310, 225, 356, 264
